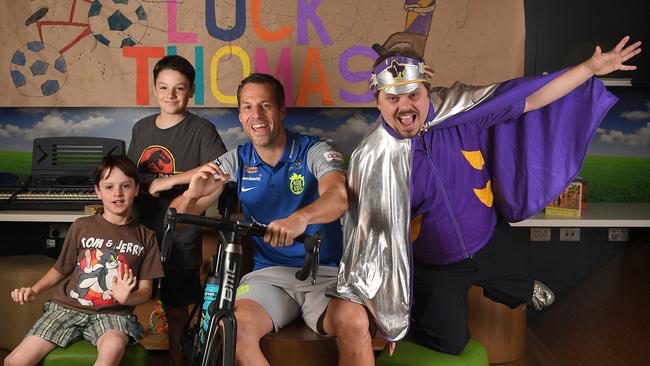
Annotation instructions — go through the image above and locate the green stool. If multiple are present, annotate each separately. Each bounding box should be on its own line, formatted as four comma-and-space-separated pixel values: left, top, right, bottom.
377, 339, 488, 366
40, 340, 149, 366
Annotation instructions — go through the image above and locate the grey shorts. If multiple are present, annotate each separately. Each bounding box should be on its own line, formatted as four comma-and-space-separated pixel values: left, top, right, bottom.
236, 265, 338, 335
27, 302, 143, 347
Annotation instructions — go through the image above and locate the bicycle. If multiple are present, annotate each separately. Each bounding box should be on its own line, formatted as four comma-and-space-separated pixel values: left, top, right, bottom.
160, 206, 322, 366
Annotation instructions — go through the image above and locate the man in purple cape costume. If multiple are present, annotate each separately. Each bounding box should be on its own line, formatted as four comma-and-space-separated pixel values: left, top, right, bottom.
335, 37, 641, 356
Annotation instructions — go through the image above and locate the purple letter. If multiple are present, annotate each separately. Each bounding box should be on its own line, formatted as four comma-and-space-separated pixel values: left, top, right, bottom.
339, 46, 376, 103
297, 0, 332, 45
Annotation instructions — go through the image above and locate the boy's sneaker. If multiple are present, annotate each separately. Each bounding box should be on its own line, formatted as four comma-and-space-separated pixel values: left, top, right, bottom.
529, 280, 555, 310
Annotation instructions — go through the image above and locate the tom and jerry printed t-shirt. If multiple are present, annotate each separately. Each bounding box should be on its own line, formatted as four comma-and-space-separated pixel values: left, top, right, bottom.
51, 213, 164, 315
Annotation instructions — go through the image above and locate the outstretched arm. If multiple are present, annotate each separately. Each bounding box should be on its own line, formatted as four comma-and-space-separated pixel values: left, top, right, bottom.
170, 162, 231, 215
265, 171, 347, 246
149, 164, 209, 197
11, 267, 66, 305
524, 36, 642, 113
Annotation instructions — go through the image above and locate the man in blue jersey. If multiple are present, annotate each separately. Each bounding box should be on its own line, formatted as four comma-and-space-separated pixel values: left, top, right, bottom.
170, 73, 373, 365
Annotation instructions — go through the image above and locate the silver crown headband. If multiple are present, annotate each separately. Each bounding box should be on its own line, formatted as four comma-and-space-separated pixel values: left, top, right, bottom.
370, 56, 434, 95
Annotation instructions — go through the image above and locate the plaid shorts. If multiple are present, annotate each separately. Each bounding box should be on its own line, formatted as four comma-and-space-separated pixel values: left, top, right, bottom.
27, 302, 143, 347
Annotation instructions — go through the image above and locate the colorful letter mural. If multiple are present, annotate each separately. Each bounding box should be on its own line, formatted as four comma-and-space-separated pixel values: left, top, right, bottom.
0, 0, 525, 107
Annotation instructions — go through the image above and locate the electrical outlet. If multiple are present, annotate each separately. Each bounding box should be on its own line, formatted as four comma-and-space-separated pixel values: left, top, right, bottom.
530, 228, 551, 241
559, 228, 580, 241
608, 228, 629, 242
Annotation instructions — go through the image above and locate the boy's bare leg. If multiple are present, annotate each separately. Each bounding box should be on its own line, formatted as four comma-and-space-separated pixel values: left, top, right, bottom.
322, 298, 374, 366
4, 335, 57, 366
94, 330, 128, 366
165, 305, 189, 366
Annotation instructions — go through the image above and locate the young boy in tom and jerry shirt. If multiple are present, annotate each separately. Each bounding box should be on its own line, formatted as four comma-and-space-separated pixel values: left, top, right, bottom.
5, 155, 164, 366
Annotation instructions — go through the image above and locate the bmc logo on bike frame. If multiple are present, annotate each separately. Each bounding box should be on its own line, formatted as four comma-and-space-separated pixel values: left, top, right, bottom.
220, 257, 238, 306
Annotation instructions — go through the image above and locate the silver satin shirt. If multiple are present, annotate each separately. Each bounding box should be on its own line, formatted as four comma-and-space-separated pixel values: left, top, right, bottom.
335, 82, 498, 341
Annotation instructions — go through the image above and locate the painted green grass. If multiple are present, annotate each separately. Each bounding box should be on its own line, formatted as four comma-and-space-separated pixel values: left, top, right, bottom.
0, 151, 647, 202
0, 151, 32, 176
579, 156, 650, 202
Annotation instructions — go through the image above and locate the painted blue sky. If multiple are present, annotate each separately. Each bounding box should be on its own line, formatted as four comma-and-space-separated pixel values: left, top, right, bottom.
589, 87, 650, 157
0, 86, 648, 157
0, 106, 380, 155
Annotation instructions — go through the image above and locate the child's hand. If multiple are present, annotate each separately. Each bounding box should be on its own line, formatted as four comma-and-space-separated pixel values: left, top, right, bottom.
149, 178, 172, 197
185, 163, 230, 200
11, 287, 36, 305
585, 36, 641, 76
111, 263, 136, 305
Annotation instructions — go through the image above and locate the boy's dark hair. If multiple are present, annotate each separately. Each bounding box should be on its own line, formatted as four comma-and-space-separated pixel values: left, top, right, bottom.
236, 73, 285, 109
153, 55, 196, 84
94, 155, 139, 186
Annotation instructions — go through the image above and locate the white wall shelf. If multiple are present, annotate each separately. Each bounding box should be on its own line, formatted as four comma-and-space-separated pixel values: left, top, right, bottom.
0, 210, 87, 223
511, 203, 650, 228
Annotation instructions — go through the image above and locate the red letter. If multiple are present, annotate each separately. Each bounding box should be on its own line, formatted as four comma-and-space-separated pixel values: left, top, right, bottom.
123, 47, 165, 105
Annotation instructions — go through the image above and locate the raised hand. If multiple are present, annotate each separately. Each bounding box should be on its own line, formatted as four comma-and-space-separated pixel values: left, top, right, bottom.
11, 287, 36, 305
185, 162, 230, 200
585, 36, 642, 76
111, 263, 136, 305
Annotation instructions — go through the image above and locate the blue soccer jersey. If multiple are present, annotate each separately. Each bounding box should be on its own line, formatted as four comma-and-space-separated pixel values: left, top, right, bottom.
216, 130, 345, 270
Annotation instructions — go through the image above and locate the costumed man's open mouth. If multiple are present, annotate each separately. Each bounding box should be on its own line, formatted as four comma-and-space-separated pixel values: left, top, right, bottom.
396, 112, 418, 128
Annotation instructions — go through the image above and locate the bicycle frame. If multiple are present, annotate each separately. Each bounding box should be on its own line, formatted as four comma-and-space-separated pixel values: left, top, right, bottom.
161, 207, 322, 366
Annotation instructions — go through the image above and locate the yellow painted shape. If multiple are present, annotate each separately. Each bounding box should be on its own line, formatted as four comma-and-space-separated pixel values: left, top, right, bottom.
211, 45, 251, 104
411, 215, 422, 242
461, 149, 485, 170
473, 180, 493, 207
236, 284, 250, 297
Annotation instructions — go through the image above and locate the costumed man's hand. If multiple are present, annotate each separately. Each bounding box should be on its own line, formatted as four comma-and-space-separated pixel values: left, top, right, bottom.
585, 35, 641, 76
111, 263, 136, 305
11, 287, 36, 305
265, 213, 308, 247
184, 162, 230, 201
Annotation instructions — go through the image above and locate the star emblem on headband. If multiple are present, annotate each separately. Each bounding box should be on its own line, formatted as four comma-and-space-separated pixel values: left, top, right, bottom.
387, 60, 406, 78
369, 55, 434, 93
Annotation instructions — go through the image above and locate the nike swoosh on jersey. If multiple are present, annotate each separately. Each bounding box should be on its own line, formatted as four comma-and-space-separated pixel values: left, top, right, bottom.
241, 186, 257, 192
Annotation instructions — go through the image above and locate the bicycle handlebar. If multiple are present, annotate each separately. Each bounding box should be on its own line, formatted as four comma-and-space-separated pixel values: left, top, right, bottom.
161, 208, 322, 283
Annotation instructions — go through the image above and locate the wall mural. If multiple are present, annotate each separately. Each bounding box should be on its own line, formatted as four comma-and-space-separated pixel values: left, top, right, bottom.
0, 1, 647, 202
0, 0, 525, 107
1, 87, 649, 202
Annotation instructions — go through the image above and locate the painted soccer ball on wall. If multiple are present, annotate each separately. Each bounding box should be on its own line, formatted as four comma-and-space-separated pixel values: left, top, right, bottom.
10, 41, 67, 97
88, 0, 148, 48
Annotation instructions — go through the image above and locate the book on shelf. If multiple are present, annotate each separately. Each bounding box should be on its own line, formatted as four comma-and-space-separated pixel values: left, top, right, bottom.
545, 178, 586, 217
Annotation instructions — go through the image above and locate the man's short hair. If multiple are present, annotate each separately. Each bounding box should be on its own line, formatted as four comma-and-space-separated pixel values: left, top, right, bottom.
153, 55, 196, 85
236, 73, 285, 109
94, 155, 139, 187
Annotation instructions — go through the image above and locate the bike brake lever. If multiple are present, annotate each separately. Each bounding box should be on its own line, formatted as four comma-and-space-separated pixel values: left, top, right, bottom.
295, 232, 322, 284
160, 207, 177, 263
311, 238, 320, 285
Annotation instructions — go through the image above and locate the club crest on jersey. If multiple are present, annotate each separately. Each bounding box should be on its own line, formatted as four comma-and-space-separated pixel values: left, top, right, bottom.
289, 173, 305, 195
